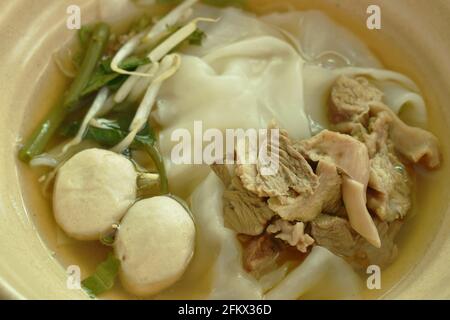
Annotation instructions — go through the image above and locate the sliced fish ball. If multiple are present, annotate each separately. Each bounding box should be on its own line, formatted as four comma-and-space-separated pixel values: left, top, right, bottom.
53, 148, 137, 241
114, 196, 195, 297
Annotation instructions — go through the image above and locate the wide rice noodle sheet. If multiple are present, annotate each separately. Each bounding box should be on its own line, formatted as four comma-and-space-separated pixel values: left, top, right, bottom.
154, 5, 309, 195
154, 173, 262, 299
262, 10, 428, 129
154, 5, 428, 194
265, 246, 362, 300
150, 4, 429, 299
155, 173, 361, 299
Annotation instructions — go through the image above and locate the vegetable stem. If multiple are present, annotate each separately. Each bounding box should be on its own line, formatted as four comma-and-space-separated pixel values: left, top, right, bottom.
144, 144, 169, 194
19, 23, 110, 162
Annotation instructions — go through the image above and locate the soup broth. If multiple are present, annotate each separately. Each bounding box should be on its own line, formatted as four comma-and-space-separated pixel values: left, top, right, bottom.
17, 0, 448, 300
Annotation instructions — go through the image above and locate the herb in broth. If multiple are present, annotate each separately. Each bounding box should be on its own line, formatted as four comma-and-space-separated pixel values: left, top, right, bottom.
18, 0, 444, 300
188, 29, 206, 45
19, 23, 110, 161
21, 0, 236, 299
82, 253, 120, 297
20, 10, 194, 296
82, 56, 151, 97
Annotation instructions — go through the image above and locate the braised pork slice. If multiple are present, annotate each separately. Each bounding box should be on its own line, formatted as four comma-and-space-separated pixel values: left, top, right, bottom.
236, 128, 318, 198
266, 219, 315, 253
268, 160, 342, 221
330, 76, 383, 124
222, 176, 276, 236
311, 214, 402, 270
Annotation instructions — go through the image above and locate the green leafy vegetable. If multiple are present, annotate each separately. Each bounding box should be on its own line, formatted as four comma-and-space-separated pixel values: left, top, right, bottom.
19, 23, 111, 162
188, 28, 206, 46
82, 56, 150, 97
82, 253, 120, 297
60, 112, 155, 146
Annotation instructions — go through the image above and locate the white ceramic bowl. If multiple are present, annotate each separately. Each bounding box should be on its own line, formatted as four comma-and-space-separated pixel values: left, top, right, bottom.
0, 0, 449, 299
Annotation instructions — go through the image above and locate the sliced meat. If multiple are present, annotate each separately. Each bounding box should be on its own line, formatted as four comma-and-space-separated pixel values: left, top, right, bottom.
367, 148, 411, 222
370, 103, 440, 168
310, 215, 355, 257
329, 76, 383, 124
295, 130, 380, 247
296, 130, 370, 187
266, 219, 314, 253
331, 107, 392, 158
311, 214, 402, 270
222, 176, 275, 236
211, 163, 234, 187
365, 110, 392, 154
236, 128, 318, 198
330, 75, 440, 169
241, 233, 283, 277
267, 161, 342, 221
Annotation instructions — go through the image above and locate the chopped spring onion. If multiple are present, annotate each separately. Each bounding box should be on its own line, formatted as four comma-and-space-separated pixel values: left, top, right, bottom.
82, 253, 120, 297
61, 87, 110, 155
